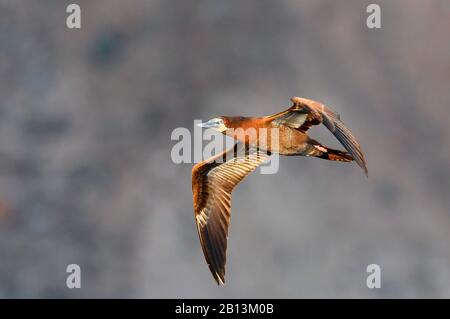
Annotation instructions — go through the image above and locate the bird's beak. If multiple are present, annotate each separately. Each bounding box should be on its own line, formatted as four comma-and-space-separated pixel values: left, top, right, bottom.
197, 119, 220, 129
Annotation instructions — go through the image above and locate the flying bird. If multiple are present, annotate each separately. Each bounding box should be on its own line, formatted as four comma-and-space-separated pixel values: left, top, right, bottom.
192, 97, 367, 285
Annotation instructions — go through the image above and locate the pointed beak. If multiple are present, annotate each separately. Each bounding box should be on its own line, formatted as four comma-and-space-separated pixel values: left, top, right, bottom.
197, 119, 219, 129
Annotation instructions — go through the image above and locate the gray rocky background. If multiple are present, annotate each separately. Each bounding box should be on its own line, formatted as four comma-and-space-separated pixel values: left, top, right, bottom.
0, 0, 450, 298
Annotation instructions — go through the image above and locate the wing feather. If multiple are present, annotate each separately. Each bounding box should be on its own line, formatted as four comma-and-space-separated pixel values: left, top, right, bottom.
192, 144, 269, 284
327, 120, 368, 176
269, 97, 368, 175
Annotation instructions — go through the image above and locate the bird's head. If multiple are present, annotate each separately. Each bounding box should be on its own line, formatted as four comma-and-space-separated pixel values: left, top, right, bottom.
197, 116, 229, 133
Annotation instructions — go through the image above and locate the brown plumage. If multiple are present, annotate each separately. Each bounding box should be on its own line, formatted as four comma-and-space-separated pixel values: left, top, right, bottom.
192, 97, 367, 285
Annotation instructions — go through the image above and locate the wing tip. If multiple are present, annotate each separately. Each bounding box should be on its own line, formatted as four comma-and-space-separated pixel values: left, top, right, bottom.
356, 157, 368, 177
362, 164, 369, 177
213, 272, 225, 286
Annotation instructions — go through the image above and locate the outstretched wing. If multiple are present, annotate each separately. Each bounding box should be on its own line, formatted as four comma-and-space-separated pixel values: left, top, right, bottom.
270, 97, 368, 175
192, 144, 270, 284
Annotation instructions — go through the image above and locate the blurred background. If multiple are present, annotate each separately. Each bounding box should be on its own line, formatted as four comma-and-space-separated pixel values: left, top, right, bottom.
0, 0, 450, 298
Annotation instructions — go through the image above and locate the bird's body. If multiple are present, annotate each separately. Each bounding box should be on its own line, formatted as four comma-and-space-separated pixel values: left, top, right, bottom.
221, 116, 310, 155
192, 97, 367, 285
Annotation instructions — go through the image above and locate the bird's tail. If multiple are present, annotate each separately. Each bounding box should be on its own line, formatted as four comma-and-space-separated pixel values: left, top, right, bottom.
307, 142, 353, 163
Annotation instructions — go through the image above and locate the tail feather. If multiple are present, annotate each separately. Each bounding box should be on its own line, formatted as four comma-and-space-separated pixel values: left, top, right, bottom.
310, 144, 353, 162
318, 148, 353, 162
